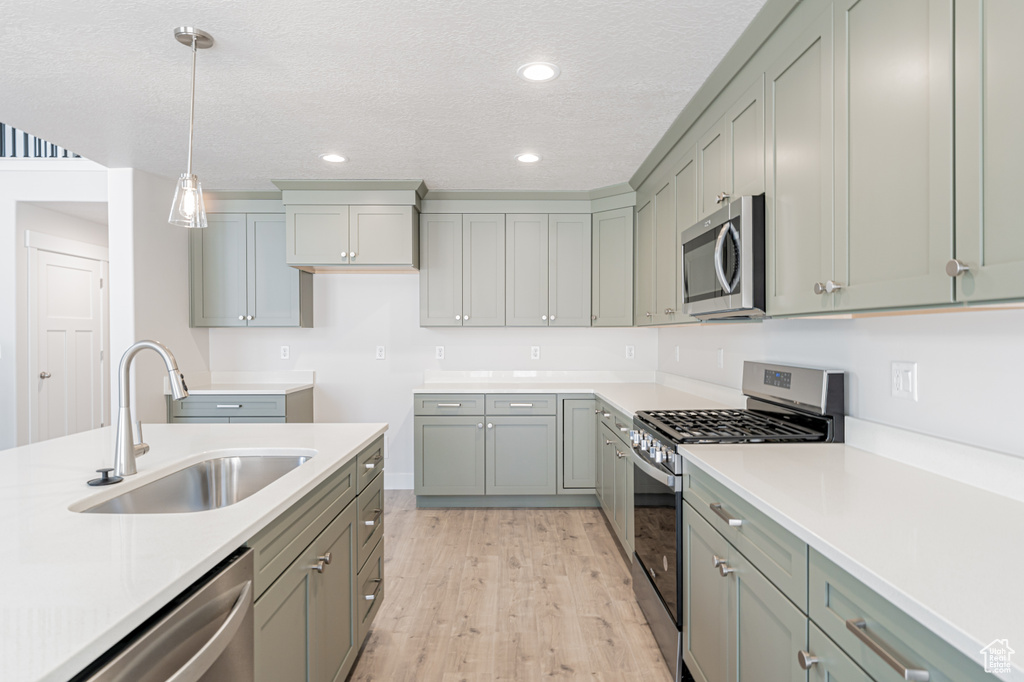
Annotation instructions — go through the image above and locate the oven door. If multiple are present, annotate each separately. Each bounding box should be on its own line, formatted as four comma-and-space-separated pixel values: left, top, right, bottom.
631, 449, 682, 626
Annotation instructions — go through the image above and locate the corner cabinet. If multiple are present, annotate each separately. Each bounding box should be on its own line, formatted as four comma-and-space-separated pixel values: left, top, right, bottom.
190, 213, 312, 328
285, 204, 419, 270
250, 438, 385, 682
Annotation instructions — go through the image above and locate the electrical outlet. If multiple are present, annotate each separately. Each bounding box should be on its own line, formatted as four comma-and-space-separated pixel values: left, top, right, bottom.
717, 348, 724, 369
530, 346, 541, 360
280, 345, 290, 360
625, 345, 635, 359
891, 361, 918, 400
375, 345, 386, 360
435, 346, 445, 360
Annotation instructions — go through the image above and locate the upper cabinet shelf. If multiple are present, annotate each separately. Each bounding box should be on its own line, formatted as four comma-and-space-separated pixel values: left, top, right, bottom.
285, 205, 419, 272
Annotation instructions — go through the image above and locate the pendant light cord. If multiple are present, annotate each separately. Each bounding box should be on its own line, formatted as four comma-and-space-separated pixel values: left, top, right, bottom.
186, 34, 197, 176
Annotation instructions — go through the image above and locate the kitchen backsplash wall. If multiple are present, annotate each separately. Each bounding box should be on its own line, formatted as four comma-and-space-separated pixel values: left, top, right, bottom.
658, 309, 1024, 458
208, 274, 659, 487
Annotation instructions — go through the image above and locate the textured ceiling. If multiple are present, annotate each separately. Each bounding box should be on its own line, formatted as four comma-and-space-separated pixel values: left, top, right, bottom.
0, 0, 768, 191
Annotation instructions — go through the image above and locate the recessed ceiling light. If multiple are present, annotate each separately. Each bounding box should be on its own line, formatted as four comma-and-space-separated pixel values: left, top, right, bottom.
516, 153, 541, 164
319, 153, 347, 163
517, 62, 560, 83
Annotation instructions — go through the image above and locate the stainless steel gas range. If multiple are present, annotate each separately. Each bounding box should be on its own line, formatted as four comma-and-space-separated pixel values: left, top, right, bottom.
629, 362, 845, 682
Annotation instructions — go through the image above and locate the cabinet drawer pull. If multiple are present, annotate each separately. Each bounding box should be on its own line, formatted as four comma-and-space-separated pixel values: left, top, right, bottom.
364, 578, 382, 601
797, 651, 818, 670
602, 412, 611, 418
216, 404, 243, 409
846, 619, 930, 681
364, 461, 378, 470
363, 508, 383, 527
615, 422, 629, 432
509, 403, 534, 408
436, 403, 462, 407
710, 502, 744, 527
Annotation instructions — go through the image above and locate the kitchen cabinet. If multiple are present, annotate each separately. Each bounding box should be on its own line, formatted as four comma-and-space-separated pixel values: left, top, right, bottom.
829, 0, 953, 311
595, 402, 632, 556
419, 213, 505, 327
167, 389, 313, 424
414, 415, 486, 495
697, 75, 765, 221
591, 207, 634, 326
190, 213, 312, 328
634, 199, 655, 325
804, 624, 874, 682
560, 398, 596, 490
286, 204, 417, 269
953, 0, 1024, 304
506, 214, 592, 327
486, 416, 557, 495
674, 145, 699, 323
765, 5, 835, 316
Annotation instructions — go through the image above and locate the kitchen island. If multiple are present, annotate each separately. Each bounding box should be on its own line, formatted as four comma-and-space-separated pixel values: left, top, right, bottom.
0, 422, 386, 682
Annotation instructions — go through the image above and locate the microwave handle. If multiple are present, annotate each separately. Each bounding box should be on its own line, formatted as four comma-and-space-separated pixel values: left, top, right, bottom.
713, 222, 740, 294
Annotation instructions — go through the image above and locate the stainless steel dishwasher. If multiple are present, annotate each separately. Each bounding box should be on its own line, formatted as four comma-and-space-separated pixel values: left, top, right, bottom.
74, 549, 254, 682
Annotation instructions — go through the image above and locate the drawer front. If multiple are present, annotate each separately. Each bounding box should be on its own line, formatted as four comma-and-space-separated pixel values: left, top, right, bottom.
414, 394, 485, 416
357, 470, 385, 571
357, 438, 384, 492
686, 464, 808, 610
597, 402, 632, 450
809, 549, 988, 682
357, 534, 384, 642
171, 394, 287, 418
248, 458, 357, 598
486, 393, 557, 415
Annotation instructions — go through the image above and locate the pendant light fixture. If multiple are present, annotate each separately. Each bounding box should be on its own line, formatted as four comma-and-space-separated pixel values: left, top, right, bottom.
168, 27, 214, 228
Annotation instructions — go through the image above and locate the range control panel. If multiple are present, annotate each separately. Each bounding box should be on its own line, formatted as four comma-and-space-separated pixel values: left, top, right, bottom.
763, 369, 792, 389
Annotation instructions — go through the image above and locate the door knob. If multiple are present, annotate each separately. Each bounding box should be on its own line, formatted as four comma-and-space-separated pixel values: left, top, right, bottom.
797, 651, 819, 670
946, 259, 970, 277
645, 311, 652, 318
550, 315, 556, 321
487, 423, 493, 429
349, 251, 356, 259
246, 315, 254, 320
456, 314, 461, 320
542, 315, 547, 321
464, 315, 470, 321
825, 280, 843, 293
238, 315, 245, 320
477, 423, 483, 429
39, 371, 51, 379
716, 192, 731, 204
664, 308, 675, 315
318, 552, 332, 565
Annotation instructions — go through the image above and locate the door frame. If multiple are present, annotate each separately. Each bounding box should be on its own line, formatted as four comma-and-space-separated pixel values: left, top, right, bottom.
25, 230, 110, 443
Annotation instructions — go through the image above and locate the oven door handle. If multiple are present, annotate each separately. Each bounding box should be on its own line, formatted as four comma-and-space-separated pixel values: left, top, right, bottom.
713, 221, 741, 294
630, 448, 681, 492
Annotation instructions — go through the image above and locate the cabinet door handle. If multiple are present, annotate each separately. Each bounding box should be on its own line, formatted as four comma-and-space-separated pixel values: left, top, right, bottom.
509, 403, 534, 408
39, 371, 51, 379
946, 259, 970, 277
238, 315, 245, 321
615, 449, 627, 459
594, 408, 603, 414
605, 439, 613, 446
712, 554, 735, 576
246, 315, 254, 320
311, 559, 326, 573
364, 509, 383, 527
364, 578, 382, 601
797, 651, 818, 670
436, 403, 462, 407
716, 191, 731, 204
477, 423, 484, 429
664, 308, 675, 315
318, 552, 332, 565
813, 282, 827, 295
216, 404, 243, 409
845, 619, 930, 681
455, 314, 462, 321
349, 251, 356, 259
550, 315, 556, 321
591, 315, 597, 321
542, 315, 548, 321
464, 315, 470, 321
487, 423, 493, 429
645, 311, 652, 318
710, 502, 744, 527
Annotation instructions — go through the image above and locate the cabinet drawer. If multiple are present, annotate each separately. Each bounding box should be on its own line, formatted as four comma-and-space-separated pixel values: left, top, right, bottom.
809, 549, 987, 682
357, 439, 384, 492
686, 464, 807, 610
170, 394, 286, 418
248, 458, 357, 598
596, 401, 632, 448
357, 470, 384, 571
486, 393, 556, 415
357, 535, 384, 643
807, 623, 873, 682
414, 394, 485, 416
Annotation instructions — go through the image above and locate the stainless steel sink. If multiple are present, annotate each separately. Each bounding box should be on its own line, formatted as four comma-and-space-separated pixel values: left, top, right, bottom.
82, 452, 313, 514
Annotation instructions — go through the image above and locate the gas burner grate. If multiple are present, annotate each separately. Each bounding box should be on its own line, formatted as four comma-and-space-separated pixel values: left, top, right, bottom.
637, 409, 826, 444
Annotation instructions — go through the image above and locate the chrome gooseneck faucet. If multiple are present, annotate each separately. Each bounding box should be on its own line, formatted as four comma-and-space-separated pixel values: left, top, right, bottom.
114, 340, 189, 477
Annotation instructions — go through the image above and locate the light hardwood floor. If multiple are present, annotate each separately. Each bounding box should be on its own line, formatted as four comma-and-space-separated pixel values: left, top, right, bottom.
349, 491, 673, 681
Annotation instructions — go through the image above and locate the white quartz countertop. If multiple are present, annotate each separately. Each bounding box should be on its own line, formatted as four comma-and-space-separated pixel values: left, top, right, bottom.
682, 443, 1024, 680
0, 422, 386, 682
179, 382, 314, 395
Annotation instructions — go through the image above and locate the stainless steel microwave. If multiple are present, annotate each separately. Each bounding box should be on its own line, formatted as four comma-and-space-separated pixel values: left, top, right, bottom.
680, 194, 766, 320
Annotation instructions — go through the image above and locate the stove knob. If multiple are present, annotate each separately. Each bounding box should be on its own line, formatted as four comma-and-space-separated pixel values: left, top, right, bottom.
655, 447, 665, 464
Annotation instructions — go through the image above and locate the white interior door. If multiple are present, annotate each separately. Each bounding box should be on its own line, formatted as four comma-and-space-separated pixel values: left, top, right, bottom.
32, 250, 104, 441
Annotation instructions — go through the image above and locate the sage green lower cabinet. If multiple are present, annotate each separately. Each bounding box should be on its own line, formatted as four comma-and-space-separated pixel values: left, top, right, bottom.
806, 624, 874, 682
591, 207, 634, 326
597, 419, 632, 555
254, 495, 357, 682
414, 416, 485, 495
167, 389, 313, 424
486, 416, 557, 495
684, 501, 733, 682
561, 399, 597, 490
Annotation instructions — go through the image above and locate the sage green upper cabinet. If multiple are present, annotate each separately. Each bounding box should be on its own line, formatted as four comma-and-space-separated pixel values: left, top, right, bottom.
506, 214, 591, 327
591, 207, 634, 326
653, 178, 679, 324
831, 0, 953, 311
674, 146, 700, 325
634, 199, 655, 325
697, 75, 765, 221
286, 204, 417, 269
191, 213, 311, 328
953, 0, 1024, 303
766, 5, 836, 316
548, 214, 592, 327
419, 214, 505, 327
463, 214, 506, 326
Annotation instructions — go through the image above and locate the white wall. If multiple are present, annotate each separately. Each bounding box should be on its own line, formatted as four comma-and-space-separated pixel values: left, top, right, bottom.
107, 169, 210, 424
657, 309, 1024, 457
0, 162, 107, 450
209, 274, 658, 487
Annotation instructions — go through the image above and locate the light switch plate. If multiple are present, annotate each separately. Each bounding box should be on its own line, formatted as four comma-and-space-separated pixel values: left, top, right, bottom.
891, 361, 918, 400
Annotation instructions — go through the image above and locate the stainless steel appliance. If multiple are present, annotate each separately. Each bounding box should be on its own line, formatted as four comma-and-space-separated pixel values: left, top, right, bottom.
679, 194, 766, 320
629, 362, 845, 682
73, 549, 254, 682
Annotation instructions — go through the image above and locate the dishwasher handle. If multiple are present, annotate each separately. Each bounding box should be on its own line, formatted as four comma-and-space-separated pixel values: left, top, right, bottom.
166, 580, 253, 682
